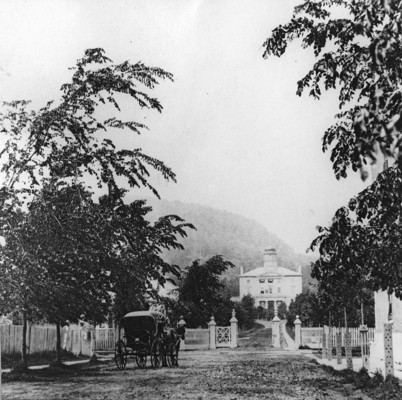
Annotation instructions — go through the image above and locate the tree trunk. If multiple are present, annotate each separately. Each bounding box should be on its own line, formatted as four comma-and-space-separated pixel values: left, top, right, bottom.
343, 306, 348, 329
55, 322, 62, 364
361, 301, 365, 325
21, 310, 28, 368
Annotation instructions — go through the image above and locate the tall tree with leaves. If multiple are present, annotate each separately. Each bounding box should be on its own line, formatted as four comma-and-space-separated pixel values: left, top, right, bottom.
264, 1, 402, 304
174, 256, 234, 328
0, 48, 175, 196
0, 48, 193, 365
264, 0, 402, 177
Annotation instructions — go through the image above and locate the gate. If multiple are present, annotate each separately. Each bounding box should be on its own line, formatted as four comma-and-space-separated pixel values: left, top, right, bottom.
216, 326, 231, 348
95, 328, 115, 351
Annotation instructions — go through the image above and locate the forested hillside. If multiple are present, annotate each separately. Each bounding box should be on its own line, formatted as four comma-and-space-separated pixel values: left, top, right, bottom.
137, 198, 315, 284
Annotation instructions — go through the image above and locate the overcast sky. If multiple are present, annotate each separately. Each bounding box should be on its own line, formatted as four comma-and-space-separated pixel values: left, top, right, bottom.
0, 0, 368, 254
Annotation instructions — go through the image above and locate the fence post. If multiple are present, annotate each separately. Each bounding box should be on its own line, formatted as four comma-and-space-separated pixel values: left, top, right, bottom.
322, 326, 327, 359
294, 316, 301, 348
359, 325, 369, 370
336, 329, 342, 365
209, 316, 216, 350
272, 312, 280, 348
90, 328, 96, 358
384, 323, 394, 376
178, 316, 186, 351
344, 329, 353, 370
230, 310, 238, 348
327, 327, 333, 361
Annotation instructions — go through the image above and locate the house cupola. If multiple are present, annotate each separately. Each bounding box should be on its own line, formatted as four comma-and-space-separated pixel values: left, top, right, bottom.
263, 248, 277, 271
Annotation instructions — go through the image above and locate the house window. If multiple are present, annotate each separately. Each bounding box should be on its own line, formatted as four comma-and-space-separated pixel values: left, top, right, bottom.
268, 278, 273, 283
259, 279, 265, 283
269, 287, 273, 294
277, 287, 281, 294
260, 288, 264, 294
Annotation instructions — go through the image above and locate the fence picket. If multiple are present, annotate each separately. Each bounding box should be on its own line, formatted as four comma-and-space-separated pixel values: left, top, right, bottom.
301, 326, 375, 348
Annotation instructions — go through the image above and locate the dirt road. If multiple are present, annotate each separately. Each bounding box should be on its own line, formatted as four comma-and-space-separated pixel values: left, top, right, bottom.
2, 347, 385, 400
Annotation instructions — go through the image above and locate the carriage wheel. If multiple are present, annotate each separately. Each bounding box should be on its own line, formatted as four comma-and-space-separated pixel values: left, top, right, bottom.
135, 354, 147, 368
114, 340, 127, 370
166, 343, 179, 367
151, 340, 163, 369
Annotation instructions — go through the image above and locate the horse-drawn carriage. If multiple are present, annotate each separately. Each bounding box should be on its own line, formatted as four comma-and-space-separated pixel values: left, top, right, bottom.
114, 311, 183, 370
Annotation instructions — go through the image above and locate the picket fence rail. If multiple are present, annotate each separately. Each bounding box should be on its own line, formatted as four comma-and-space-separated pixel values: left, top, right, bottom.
300, 326, 375, 348
0, 324, 96, 356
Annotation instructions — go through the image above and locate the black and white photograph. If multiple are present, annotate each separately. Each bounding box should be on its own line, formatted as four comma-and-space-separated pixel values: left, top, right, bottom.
0, 0, 401, 399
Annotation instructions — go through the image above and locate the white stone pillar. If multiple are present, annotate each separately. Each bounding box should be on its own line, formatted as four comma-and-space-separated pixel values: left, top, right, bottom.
294, 315, 301, 348
230, 310, 238, 348
209, 316, 216, 350
272, 312, 280, 348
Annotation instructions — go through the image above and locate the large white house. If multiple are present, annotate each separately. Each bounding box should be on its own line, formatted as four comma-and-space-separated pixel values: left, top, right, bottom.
239, 248, 302, 313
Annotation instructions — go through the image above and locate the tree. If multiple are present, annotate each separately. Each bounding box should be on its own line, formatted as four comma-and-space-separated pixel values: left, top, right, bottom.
105, 197, 194, 321
310, 206, 375, 326
168, 256, 234, 328
287, 290, 324, 327
0, 48, 175, 198
264, 1, 402, 177
0, 48, 193, 366
235, 294, 258, 330
264, 1, 402, 302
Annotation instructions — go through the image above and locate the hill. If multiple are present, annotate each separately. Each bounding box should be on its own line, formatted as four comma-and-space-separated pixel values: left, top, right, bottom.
138, 198, 316, 285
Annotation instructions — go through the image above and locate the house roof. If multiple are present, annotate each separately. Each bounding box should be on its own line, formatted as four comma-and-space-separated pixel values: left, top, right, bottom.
240, 266, 301, 277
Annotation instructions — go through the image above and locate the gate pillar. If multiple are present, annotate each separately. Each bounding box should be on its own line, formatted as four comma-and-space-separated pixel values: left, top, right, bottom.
209, 316, 216, 350
230, 310, 238, 348
294, 315, 301, 348
272, 312, 280, 348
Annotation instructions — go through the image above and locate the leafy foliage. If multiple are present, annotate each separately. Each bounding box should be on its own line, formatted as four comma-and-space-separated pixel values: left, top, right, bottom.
0, 49, 194, 364
311, 164, 402, 307
171, 256, 234, 328
0, 48, 175, 197
233, 295, 258, 330
264, 0, 402, 177
264, 1, 402, 313
287, 288, 374, 328
164, 262, 258, 330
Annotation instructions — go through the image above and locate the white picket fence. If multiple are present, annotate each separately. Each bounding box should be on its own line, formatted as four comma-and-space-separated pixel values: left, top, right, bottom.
0, 324, 96, 356
300, 326, 375, 348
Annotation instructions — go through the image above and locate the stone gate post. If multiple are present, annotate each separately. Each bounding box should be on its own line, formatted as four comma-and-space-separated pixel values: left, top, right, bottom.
209, 316, 216, 350
294, 315, 301, 348
359, 324, 369, 370
272, 312, 280, 348
230, 310, 238, 348
345, 329, 353, 370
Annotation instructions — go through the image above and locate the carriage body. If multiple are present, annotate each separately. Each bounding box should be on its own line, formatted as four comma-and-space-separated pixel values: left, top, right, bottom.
114, 311, 181, 370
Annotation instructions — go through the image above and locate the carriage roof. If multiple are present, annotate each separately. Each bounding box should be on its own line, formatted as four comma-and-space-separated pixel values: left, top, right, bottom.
122, 311, 168, 324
